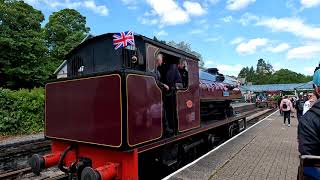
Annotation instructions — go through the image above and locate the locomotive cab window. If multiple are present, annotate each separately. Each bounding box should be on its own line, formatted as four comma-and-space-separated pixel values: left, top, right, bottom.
159, 52, 189, 90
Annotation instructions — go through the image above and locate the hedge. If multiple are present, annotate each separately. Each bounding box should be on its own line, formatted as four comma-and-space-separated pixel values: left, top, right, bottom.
0, 88, 44, 135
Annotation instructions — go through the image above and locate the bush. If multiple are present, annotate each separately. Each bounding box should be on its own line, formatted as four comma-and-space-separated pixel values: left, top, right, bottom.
0, 88, 44, 135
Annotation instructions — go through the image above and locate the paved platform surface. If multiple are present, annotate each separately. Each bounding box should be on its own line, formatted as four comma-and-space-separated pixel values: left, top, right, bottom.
168, 111, 299, 180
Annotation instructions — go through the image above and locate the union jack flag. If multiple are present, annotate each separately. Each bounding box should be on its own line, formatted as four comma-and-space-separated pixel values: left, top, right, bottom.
112, 31, 135, 50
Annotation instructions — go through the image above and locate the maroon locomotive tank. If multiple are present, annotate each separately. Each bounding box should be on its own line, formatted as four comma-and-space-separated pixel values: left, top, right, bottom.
45, 74, 122, 147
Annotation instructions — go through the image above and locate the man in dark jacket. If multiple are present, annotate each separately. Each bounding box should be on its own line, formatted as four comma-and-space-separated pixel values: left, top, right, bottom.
155, 54, 182, 137
155, 54, 169, 91
298, 65, 320, 179
178, 60, 188, 88
295, 95, 305, 120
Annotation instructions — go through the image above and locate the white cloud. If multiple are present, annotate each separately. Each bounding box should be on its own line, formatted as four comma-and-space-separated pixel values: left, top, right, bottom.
204, 37, 220, 42
230, 37, 245, 45
226, 0, 256, 11
144, 10, 157, 17
121, 0, 138, 10
304, 67, 315, 75
301, 0, 320, 8
127, 6, 138, 10
239, 12, 259, 26
256, 17, 320, 40
183, 1, 206, 16
189, 21, 209, 34
25, 0, 108, 16
138, 17, 158, 25
144, 0, 207, 26
121, 0, 136, 5
204, 60, 243, 76
204, 60, 215, 66
236, 38, 269, 55
205, 0, 220, 5
156, 30, 168, 36
217, 64, 243, 71
287, 45, 320, 59
198, 19, 208, 25
145, 0, 189, 26
221, 16, 233, 23
83, 0, 108, 16
273, 62, 282, 71
213, 24, 221, 28
268, 43, 290, 53
189, 29, 205, 34
217, 64, 244, 76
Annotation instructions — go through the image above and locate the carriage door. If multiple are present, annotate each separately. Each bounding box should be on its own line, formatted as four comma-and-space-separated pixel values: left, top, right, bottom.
176, 59, 200, 132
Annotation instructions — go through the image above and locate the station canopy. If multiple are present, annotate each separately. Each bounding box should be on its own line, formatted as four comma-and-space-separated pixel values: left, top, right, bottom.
241, 81, 313, 92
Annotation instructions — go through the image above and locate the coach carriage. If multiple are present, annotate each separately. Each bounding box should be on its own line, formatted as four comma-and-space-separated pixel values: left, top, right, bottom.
30, 32, 242, 180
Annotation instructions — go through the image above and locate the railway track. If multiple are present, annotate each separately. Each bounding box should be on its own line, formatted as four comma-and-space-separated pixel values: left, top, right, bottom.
0, 107, 274, 180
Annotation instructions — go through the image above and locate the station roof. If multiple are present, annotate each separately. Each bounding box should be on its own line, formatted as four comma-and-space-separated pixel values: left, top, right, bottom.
241, 81, 313, 92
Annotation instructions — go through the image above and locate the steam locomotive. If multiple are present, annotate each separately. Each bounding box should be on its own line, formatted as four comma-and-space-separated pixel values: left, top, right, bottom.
29, 33, 243, 180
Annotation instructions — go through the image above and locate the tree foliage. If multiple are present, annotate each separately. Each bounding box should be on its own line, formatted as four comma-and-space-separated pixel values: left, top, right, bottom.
152, 36, 204, 67
268, 69, 312, 84
167, 40, 205, 67
0, 88, 44, 135
238, 59, 312, 85
0, 2, 90, 89
44, 8, 90, 65
0, 0, 51, 89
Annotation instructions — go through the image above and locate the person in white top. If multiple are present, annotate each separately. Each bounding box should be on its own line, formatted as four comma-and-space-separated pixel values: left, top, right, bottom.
303, 93, 317, 115
280, 96, 294, 127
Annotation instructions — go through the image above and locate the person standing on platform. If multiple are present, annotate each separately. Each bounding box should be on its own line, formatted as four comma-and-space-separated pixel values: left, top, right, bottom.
303, 93, 317, 115
280, 96, 294, 127
298, 65, 320, 179
278, 96, 284, 116
295, 95, 305, 120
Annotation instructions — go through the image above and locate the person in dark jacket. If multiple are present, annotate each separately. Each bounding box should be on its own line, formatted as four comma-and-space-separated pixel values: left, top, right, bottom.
155, 54, 182, 137
155, 54, 169, 91
295, 95, 305, 120
178, 60, 188, 88
298, 65, 320, 179
278, 97, 283, 116
161, 63, 182, 89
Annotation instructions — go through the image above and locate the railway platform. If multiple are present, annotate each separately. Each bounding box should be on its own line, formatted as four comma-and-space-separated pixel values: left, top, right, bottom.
166, 110, 300, 180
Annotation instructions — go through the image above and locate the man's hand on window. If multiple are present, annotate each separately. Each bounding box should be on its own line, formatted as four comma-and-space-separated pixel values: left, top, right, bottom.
163, 84, 169, 91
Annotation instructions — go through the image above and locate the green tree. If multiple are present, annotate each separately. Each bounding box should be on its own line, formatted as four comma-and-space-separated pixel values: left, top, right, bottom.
0, 0, 50, 89
267, 69, 312, 84
153, 36, 166, 44
237, 58, 312, 85
44, 9, 90, 65
238, 67, 249, 78
247, 66, 255, 82
254, 59, 273, 84
166, 40, 204, 67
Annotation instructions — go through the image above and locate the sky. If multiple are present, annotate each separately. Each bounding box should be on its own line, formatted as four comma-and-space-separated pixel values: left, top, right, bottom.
24, 0, 320, 76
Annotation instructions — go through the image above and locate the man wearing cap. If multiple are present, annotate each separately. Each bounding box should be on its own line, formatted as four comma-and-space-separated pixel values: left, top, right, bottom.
298, 65, 320, 179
